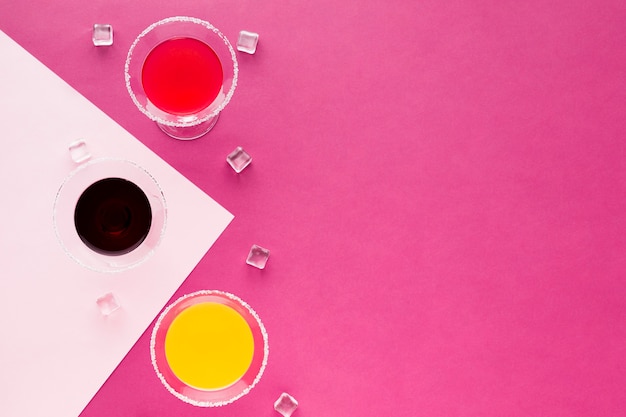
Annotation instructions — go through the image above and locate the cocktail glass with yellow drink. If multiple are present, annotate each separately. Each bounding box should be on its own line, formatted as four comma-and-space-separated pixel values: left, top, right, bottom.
150, 290, 268, 406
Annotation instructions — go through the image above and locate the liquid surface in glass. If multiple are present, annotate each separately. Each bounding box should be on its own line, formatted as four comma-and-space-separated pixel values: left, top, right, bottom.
141, 37, 224, 115
74, 178, 152, 255
164, 302, 255, 390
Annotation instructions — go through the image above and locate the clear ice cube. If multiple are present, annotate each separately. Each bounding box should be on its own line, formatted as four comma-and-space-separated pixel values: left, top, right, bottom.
246, 244, 270, 269
92, 24, 113, 46
68, 140, 91, 163
96, 292, 120, 316
227, 146, 252, 173
274, 392, 298, 417
237, 30, 259, 54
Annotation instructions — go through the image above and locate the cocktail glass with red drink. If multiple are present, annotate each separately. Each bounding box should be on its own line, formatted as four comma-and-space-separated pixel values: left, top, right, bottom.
125, 17, 238, 140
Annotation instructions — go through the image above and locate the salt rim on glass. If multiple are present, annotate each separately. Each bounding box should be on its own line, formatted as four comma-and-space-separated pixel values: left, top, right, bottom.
150, 290, 269, 407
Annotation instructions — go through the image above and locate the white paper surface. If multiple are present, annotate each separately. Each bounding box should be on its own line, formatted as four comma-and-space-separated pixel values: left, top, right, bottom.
0, 30, 233, 416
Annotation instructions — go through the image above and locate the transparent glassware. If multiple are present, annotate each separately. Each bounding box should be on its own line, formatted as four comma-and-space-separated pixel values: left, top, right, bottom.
151, 290, 269, 407
53, 158, 167, 273
125, 16, 238, 140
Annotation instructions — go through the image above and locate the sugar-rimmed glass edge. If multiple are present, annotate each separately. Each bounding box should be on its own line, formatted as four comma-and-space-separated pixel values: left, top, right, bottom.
150, 290, 269, 407
52, 157, 168, 273
125, 16, 239, 128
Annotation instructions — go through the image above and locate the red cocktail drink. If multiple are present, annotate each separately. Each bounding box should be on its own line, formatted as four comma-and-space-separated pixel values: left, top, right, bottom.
141, 37, 224, 116
125, 17, 238, 139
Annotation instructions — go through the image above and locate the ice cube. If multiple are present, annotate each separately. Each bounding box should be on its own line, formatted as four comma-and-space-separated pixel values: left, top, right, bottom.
96, 292, 120, 316
92, 24, 113, 46
68, 140, 91, 163
246, 244, 270, 269
237, 30, 259, 54
274, 392, 298, 417
227, 146, 252, 173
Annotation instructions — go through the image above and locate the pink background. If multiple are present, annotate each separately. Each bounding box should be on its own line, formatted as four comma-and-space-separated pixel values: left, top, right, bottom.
1, 1, 625, 416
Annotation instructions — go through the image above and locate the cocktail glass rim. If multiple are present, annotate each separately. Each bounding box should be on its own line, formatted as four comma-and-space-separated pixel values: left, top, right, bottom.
124, 16, 238, 128
52, 157, 167, 273
150, 290, 269, 407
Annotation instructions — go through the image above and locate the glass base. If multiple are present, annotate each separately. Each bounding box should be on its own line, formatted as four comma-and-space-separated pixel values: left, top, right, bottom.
157, 114, 219, 140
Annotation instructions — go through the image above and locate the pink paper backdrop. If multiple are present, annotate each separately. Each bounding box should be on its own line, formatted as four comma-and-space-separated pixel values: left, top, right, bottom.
1, 1, 625, 416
